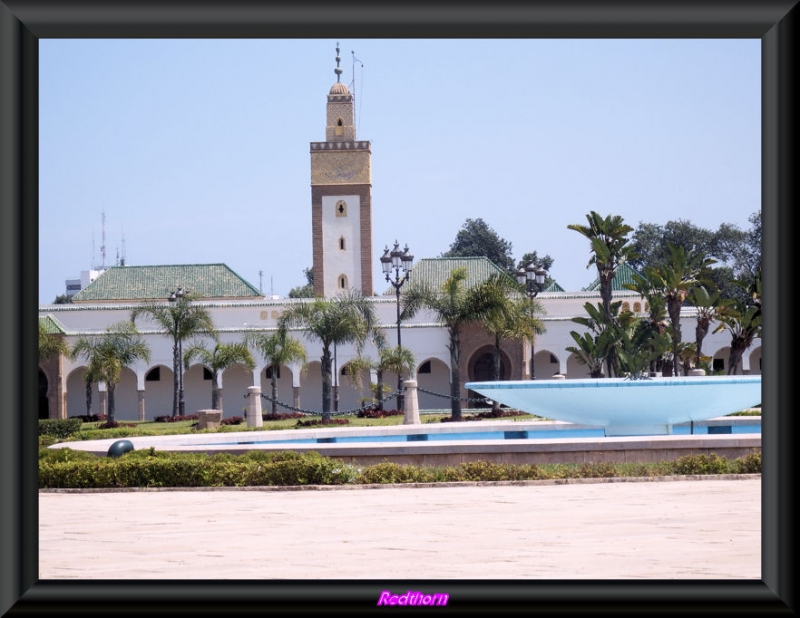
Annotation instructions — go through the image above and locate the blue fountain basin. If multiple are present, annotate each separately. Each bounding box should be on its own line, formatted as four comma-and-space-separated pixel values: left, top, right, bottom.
465, 375, 762, 435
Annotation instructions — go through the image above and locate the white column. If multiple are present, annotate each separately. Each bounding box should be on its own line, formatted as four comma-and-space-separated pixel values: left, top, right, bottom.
403, 379, 420, 425
246, 386, 263, 428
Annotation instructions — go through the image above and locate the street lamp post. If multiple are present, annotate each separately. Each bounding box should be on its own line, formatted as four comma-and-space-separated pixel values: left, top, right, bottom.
516, 263, 548, 380
381, 241, 413, 411
168, 286, 186, 417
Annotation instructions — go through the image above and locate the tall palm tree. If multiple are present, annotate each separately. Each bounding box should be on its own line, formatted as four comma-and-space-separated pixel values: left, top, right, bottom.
482, 276, 545, 411
183, 340, 256, 413
625, 271, 671, 375
376, 346, 417, 410
277, 289, 381, 422
130, 291, 216, 417
243, 331, 307, 415
70, 322, 151, 424
643, 243, 716, 376
81, 361, 105, 417
568, 211, 637, 377
687, 284, 727, 371
402, 267, 509, 421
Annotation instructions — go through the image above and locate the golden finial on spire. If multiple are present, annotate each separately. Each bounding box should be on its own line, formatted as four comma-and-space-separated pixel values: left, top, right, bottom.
335, 42, 342, 82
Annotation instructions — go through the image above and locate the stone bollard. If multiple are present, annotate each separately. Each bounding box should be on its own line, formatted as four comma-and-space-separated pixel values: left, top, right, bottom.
403, 379, 421, 425
246, 386, 263, 428
197, 410, 222, 430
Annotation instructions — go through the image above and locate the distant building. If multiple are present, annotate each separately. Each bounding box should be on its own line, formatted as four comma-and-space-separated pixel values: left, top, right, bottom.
64, 268, 107, 299
37, 45, 761, 421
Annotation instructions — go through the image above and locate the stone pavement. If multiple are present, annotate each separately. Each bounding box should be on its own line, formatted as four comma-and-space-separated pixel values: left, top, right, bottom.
39, 476, 760, 580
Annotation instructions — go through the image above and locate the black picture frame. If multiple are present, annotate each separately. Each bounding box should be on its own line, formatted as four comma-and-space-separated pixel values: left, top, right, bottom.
2, 1, 795, 614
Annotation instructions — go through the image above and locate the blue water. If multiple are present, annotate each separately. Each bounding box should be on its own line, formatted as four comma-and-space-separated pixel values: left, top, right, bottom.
220, 423, 760, 446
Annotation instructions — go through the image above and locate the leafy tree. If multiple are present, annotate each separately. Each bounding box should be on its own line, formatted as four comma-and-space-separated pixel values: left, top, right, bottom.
243, 331, 308, 415
288, 267, 315, 299
516, 251, 555, 281
52, 294, 73, 304
130, 290, 217, 417
568, 211, 637, 376
183, 341, 256, 412
277, 289, 381, 421
401, 267, 509, 421
441, 218, 516, 273
628, 217, 756, 301
70, 322, 151, 424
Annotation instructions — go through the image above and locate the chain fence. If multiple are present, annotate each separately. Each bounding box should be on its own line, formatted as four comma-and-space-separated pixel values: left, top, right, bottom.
244, 385, 492, 417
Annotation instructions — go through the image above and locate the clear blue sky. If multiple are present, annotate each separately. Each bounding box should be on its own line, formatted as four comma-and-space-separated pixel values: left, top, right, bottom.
39, 38, 760, 303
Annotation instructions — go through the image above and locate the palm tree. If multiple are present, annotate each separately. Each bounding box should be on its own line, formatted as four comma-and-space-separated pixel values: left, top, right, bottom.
243, 331, 307, 415
277, 289, 381, 422
402, 267, 509, 421
714, 268, 762, 375
38, 320, 68, 361
565, 330, 609, 379
70, 322, 151, 424
569, 301, 623, 378
714, 303, 762, 375
183, 340, 256, 413
372, 345, 416, 411
687, 284, 727, 371
643, 243, 716, 376
568, 211, 637, 377
81, 361, 104, 417
625, 270, 671, 375
130, 290, 216, 417
483, 276, 545, 411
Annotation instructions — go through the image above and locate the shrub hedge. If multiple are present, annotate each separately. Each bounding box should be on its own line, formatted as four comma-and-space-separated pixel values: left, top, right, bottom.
38, 418, 83, 440
38, 448, 760, 489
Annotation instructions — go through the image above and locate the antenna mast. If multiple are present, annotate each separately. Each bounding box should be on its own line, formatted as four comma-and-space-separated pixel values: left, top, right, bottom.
259, 269, 263, 293
100, 211, 107, 268
351, 50, 364, 134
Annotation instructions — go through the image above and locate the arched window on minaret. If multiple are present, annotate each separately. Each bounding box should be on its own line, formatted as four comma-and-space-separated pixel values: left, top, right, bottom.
335, 118, 344, 136
339, 275, 348, 289
339, 236, 346, 251
335, 200, 347, 217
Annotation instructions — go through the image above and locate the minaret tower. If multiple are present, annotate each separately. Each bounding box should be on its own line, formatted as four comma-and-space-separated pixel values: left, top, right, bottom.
310, 43, 373, 297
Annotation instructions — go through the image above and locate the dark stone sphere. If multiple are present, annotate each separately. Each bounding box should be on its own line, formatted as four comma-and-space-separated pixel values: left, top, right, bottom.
107, 439, 135, 458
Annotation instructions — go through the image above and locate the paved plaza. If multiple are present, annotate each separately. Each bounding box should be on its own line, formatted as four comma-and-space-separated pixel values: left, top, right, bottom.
39, 476, 761, 580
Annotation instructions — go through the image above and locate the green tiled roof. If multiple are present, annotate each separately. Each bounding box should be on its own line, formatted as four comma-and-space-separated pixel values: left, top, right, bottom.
39, 315, 65, 334
582, 262, 642, 292
406, 257, 513, 291
71, 264, 263, 302
543, 280, 565, 293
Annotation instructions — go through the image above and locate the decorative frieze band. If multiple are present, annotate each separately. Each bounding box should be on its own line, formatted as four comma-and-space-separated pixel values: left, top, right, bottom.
310, 141, 371, 151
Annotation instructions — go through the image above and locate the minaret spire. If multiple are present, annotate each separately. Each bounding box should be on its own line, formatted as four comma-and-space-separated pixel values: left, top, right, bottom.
335, 42, 342, 83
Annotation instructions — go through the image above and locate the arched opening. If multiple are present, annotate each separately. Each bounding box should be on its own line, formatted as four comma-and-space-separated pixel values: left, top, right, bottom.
467, 350, 508, 408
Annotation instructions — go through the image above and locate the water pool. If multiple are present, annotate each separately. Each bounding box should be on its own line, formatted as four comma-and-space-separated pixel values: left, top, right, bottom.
201, 420, 760, 446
